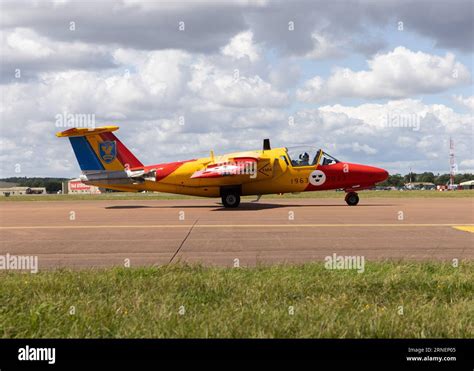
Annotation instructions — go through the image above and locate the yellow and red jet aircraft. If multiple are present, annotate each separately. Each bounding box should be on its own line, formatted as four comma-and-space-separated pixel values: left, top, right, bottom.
57, 126, 388, 207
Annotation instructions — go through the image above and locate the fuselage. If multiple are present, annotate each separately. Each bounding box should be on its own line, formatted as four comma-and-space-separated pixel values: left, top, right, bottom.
87, 147, 388, 197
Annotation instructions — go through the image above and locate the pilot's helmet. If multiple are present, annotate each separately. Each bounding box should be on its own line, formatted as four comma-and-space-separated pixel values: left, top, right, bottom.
300, 152, 309, 160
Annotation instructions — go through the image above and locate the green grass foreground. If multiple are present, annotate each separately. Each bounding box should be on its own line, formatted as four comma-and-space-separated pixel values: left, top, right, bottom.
0, 262, 472, 338
1, 189, 473, 201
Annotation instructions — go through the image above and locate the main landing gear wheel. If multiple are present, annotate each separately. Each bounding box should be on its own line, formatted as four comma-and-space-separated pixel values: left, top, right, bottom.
221, 192, 241, 208
345, 192, 359, 206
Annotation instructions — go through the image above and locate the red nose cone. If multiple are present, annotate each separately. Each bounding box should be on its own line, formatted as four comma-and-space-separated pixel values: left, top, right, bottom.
376, 168, 389, 182
367, 166, 388, 182
347, 163, 389, 184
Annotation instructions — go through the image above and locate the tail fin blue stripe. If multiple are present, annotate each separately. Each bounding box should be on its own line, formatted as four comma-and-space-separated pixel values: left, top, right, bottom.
69, 137, 104, 171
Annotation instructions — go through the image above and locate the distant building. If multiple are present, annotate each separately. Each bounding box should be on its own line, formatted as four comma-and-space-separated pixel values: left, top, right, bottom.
64, 178, 101, 194
0, 187, 46, 196
459, 180, 474, 190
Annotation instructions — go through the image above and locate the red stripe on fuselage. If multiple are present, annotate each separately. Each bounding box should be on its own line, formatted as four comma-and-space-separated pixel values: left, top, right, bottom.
147, 160, 195, 182
99, 132, 143, 168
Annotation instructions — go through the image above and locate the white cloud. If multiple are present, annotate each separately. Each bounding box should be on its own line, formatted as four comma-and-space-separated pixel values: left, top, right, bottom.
350, 142, 378, 155
452, 94, 474, 110
4, 28, 54, 58
295, 76, 324, 103
188, 59, 288, 108
268, 61, 301, 89
306, 33, 344, 60
297, 47, 471, 102
221, 30, 261, 62
231, 108, 286, 129
1, 28, 114, 82
319, 99, 429, 129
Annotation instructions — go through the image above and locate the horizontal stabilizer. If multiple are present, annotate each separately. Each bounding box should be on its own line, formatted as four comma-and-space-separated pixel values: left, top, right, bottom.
81, 168, 156, 185
56, 126, 119, 137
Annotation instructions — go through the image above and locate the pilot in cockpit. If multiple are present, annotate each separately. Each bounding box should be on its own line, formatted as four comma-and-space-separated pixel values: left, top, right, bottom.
298, 152, 310, 166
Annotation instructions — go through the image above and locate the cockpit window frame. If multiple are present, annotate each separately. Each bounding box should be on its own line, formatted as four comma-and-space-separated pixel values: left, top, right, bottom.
314, 150, 323, 167
319, 151, 340, 166
285, 147, 340, 168
285, 146, 320, 168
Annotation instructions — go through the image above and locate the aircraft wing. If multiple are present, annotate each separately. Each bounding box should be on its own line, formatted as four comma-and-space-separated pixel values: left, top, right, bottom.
191, 157, 258, 179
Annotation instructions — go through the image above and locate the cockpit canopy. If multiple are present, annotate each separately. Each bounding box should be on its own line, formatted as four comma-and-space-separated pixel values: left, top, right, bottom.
286, 146, 339, 167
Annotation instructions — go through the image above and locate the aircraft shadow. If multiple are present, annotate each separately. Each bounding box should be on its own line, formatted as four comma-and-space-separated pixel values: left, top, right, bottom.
211, 203, 395, 211
105, 205, 153, 209
105, 203, 394, 211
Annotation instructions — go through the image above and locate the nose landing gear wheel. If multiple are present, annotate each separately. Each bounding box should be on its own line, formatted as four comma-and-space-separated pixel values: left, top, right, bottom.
345, 192, 359, 206
222, 193, 241, 208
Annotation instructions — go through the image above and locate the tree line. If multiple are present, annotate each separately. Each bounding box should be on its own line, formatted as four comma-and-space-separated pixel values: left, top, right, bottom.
379, 173, 474, 188
0, 177, 68, 193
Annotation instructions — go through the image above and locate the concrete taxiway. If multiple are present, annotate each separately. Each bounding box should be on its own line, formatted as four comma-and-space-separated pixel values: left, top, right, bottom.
0, 198, 472, 269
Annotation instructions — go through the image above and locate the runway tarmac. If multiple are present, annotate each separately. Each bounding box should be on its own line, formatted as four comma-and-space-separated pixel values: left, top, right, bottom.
0, 198, 473, 269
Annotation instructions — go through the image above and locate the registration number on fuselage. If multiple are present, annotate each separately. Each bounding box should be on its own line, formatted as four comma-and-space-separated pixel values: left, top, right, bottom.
290, 177, 309, 185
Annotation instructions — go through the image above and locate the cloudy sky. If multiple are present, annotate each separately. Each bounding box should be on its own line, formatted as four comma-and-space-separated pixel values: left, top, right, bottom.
0, 0, 473, 177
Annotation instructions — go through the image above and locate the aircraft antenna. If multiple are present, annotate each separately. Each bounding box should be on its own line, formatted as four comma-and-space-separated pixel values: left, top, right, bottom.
263, 139, 271, 151
449, 137, 455, 188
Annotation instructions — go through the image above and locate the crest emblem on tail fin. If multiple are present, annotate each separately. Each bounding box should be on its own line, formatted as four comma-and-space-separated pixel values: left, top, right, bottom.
99, 141, 116, 163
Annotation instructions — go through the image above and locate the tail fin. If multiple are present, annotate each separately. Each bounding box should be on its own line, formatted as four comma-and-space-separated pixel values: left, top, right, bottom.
56, 126, 143, 171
